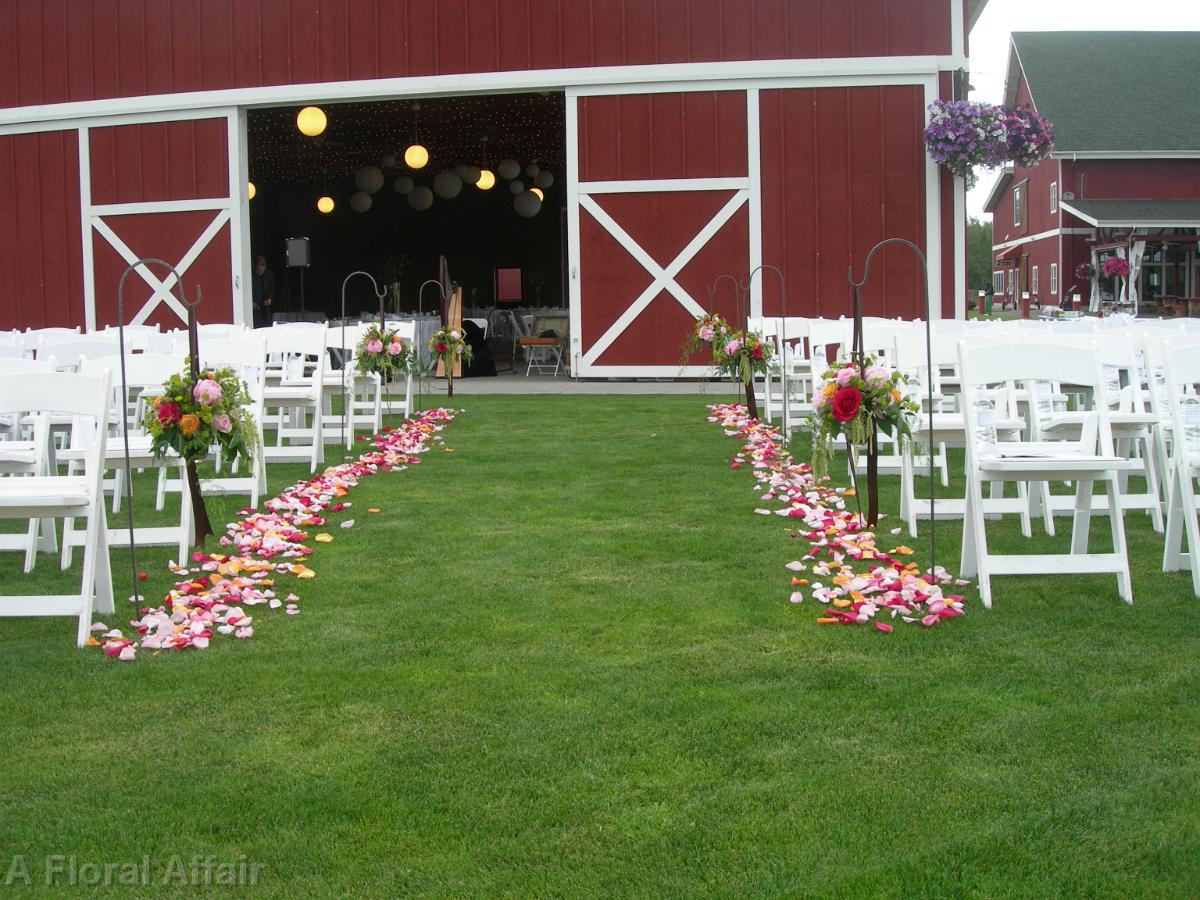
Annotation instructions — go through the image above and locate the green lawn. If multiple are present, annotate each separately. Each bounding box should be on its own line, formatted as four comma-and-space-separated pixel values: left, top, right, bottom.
1, 394, 1198, 897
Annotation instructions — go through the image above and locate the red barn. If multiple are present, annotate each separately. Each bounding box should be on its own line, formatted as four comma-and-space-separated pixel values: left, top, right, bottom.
0, 0, 982, 376
985, 31, 1200, 316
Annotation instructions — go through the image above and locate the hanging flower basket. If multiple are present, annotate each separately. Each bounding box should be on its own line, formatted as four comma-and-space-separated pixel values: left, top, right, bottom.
1004, 104, 1055, 168
1075, 262, 1096, 280
922, 100, 1009, 187
1102, 257, 1130, 278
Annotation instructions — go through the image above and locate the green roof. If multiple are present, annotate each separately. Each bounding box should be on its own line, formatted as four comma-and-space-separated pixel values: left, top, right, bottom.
1060, 198, 1200, 227
1010, 31, 1200, 154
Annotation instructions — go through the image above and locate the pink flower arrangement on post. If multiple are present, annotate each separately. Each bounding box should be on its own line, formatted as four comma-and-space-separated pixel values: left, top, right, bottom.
355, 324, 411, 383
428, 324, 473, 397
810, 356, 918, 479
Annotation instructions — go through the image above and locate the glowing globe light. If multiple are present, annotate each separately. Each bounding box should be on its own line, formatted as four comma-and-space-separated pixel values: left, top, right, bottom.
476, 169, 495, 190
531, 187, 544, 201
296, 106, 327, 137
404, 144, 429, 169
247, 181, 256, 200
317, 195, 335, 214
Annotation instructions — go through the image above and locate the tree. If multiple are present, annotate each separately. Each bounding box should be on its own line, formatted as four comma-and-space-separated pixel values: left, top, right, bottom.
967, 217, 993, 293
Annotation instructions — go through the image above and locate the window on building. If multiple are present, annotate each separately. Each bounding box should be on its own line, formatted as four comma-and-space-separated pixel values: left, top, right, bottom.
1014, 182, 1025, 228
1032, 265, 1039, 295
1050, 263, 1058, 296
993, 271, 1005, 295
1050, 181, 1058, 215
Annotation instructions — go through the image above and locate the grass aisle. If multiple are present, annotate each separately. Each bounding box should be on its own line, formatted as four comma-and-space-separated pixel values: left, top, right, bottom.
1, 394, 1198, 896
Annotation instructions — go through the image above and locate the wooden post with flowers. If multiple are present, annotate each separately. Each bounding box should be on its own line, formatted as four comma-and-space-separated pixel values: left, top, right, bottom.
184, 296, 214, 544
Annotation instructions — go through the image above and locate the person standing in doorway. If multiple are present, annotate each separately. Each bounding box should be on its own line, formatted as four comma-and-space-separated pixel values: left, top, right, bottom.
252, 254, 275, 328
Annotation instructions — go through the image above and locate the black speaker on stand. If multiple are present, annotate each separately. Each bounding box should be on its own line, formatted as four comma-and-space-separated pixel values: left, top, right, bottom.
287, 237, 311, 315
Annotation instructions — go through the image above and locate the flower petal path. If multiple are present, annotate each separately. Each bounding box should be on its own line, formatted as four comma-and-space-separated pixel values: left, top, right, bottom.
93, 408, 457, 660
708, 404, 967, 630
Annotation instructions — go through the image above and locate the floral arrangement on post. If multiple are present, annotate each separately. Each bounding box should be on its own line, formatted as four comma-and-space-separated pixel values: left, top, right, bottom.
680, 312, 731, 363
355, 324, 411, 383
809, 357, 919, 481
1075, 262, 1096, 280
1102, 257, 1131, 278
144, 363, 258, 544
712, 330, 773, 420
922, 99, 1010, 187
428, 325, 473, 397
1004, 104, 1055, 168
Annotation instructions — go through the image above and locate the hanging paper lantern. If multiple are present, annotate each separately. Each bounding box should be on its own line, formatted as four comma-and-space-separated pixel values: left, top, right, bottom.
393, 175, 415, 195
407, 186, 434, 211
404, 144, 429, 169
317, 195, 335, 213
296, 106, 327, 137
534, 170, 554, 189
497, 158, 520, 180
247, 181, 256, 200
513, 190, 542, 218
530, 187, 544, 201
349, 192, 372, 213
354, 166, 385, 194
509, 179, 525, 194
476, 169, 496, 190
433, 170, 463, 199
460, 165, 481, 185
525, 163, 541, 178
381, 153, 397, 169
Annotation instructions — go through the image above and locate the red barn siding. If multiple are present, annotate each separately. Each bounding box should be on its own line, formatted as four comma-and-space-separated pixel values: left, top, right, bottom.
0, 130, 84, 330
0, 0, 954, 110
89, 118, 228, 205
1061, 159, 1200, 201
759, 85, 929, 320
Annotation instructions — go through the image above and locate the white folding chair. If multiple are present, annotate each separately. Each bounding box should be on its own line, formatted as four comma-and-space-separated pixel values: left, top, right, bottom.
0, 361, 59, 571
0, 370, 115, 646
958, 340, 1133, 608
262, 326, 327, 472
1160, 340, 1200, 595
60, 354, 194, 568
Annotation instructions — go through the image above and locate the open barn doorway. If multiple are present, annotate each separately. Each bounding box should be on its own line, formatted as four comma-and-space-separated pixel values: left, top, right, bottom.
247, 93, 566, 371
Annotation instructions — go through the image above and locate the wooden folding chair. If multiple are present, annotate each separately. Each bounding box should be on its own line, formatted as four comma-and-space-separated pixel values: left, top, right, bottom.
0, 370, 115, 646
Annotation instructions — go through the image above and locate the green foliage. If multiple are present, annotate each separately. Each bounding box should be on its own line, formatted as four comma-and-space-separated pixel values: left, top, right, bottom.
967, 216, 994, 292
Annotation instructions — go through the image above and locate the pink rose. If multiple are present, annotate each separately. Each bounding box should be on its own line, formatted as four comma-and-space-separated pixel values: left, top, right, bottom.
449, 330, 461, 341
366, 338, 384, 354
864, 365, 889, 387
213, 413, 233, 434
698, 324, 715, 342
387, 340, 404, 356
835, 366, 857, 387
724, 339, 742, 356
192, 378, 223, 405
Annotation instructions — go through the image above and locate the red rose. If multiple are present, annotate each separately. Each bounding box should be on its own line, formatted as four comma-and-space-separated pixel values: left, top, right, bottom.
436, 342, 448, 353
831, 386, 863, 422
157, 402, 181, 425
751, 345, 764, 360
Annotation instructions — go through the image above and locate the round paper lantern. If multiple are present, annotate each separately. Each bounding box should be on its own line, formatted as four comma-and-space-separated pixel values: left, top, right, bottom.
497, 158, 520, 180
525, 163, 540, 178
381, 153, 397, 169
317, 195, 335, 213
513, 190, 542, 218
349, 191, 372, 213
530, 187, 544, 201
407, 186, 434, 211
404, 144, 429, 169
508, 179, 525, 194
354, 165, 385, 194
296, 106, 327, 137
534, 170, 554, 189
476, 169, 496, 190
433, 170, 463, 199
247, 181, 256, 200
393, 175, 415, 195
460, 165, 481, 185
